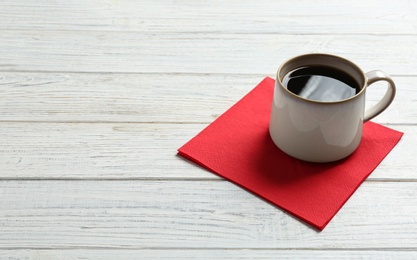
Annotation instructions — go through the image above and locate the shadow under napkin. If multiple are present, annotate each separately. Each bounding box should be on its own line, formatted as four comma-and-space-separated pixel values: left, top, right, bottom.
252, 129, 344, 185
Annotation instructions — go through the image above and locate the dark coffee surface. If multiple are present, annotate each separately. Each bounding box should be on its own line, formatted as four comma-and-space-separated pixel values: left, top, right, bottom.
282, 66, 360, 102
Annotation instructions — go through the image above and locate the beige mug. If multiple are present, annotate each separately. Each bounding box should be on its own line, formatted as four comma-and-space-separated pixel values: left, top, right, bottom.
269, 53, 396, 162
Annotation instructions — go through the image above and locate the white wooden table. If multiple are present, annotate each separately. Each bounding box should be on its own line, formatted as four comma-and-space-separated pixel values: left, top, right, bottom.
1, 1, 417, 259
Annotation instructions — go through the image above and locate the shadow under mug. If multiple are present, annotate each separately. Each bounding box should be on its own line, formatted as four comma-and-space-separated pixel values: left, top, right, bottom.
269, 53, 396, 163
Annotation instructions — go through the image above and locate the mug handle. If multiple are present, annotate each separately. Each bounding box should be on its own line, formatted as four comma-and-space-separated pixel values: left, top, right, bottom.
364, 70, 396, 122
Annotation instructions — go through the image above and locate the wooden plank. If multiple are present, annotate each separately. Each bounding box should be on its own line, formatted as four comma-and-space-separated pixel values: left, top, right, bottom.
1, 249, 417, 259
0, 0, 416, 35
0, 32, 416, 75
0, 180, 416, 249
0, 73, 413, 124
0, 73, 260, 123
0, 122, 410, 180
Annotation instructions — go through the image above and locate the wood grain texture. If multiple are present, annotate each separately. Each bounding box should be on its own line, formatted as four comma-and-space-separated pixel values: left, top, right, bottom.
0, 122, 409, 180
1, 249, 417, 260
0, 73, 413, 124
0, 32, 416, 75
0, 180, 416, 249
0, 0, 416, 35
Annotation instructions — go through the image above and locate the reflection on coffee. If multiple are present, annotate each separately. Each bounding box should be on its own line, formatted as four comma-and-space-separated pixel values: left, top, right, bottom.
282, 66, 361, 102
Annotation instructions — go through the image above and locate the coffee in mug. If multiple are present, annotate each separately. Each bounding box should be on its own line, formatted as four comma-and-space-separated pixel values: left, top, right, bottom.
282, 65, 360, 102
269, 53, 396, 162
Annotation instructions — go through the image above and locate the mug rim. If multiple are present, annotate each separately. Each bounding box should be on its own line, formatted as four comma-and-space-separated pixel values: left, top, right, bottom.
276, 53, 367, 104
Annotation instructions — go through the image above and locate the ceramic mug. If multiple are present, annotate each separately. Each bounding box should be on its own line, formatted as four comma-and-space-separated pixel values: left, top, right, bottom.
269, 53, 396, 162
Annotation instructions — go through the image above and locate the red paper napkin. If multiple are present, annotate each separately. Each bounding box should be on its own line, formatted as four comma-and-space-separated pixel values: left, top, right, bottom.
178, 77, 403, 230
